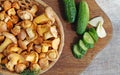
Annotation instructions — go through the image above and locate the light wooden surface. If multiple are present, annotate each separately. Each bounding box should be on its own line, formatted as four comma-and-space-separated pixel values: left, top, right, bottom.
42, 0, 113, 75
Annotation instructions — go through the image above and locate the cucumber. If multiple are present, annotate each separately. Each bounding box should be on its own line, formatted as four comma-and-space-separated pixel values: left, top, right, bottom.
72, 44, 83, 59
78, 40, 88, 54
76, 0, 89, 35
83, 32, 94, 48
89, 28, 98, 42
63, 0, 77, 23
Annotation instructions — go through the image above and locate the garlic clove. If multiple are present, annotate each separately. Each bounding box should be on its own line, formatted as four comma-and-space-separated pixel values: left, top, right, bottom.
96, 21, 107, 38
89, 16, 104, 27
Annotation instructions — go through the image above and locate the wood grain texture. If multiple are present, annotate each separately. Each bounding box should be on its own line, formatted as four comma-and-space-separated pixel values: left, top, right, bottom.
41, 0, 113, 75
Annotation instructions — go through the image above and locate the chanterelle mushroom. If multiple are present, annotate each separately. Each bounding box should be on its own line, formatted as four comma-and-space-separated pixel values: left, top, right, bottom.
47, 50, 58, 61
18, 40, 30, 50
27, 5, 38, 16
0, 35, 4, 43
30, 63, 41, 71
11, 15, 19, 24
0, 11, 5, 20
12, 2, 20, 10
6, 20, 13, 31
4, 15, 11, 23
3, 1, 12, 11
7, 8, 16, 16
33, 14, 50, 24
45, 7, 55, 24
37, 25, 50, 36
34, 45, 42, 53
33, 36, 43, 45
1, 57, 8, 64
26, 28, 35, 39
0, 21, 7, 33
25, 51, 38, 63
41, 43, 51, 53
17, 10, 33, 21
26, 23, 38, 41
27, 43, 33, 52
11, 25, 21, 36
44, 31, 54, 40
6, 44, 22, 54
5, 53, 25, 71
21, 20, 32, 29
39, 53, 47, 59
0, 53, 4, 63
50, 26, 58, 38
52, 38, 60, 50
17, 29, 27, 40
2, 32, 17, 44
39, 57, 49, 70
0, 37, 12, 52
15, 63, 26, 73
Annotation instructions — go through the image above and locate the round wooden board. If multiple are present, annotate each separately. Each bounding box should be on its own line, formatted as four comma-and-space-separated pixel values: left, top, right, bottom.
42, 0, 113, 75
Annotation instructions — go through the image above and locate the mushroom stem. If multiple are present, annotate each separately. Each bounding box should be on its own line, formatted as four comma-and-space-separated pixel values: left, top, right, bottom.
2, 32, 17, 44
0, 37, 12, 52
28, 5, 38, 16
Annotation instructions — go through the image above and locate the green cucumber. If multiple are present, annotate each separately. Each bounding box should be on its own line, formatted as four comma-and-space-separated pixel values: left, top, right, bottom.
63, 0, 77, 23
89, 28, 98, 42
83, 32, 94, 48
78, 40, 88, 54
72, 44, 83, 59
76, 0, 89, 35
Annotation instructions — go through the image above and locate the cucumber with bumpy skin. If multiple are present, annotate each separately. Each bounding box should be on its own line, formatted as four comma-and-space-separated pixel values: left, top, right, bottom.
63, 0, 77, 23
83, 32, 94, 48
76, 0, 89, 35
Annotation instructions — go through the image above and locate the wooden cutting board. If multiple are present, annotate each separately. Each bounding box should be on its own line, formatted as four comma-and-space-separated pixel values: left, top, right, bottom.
42, 0, 113, 75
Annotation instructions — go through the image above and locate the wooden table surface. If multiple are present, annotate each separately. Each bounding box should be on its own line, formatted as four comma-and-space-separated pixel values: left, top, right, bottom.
42, 0, 113, 75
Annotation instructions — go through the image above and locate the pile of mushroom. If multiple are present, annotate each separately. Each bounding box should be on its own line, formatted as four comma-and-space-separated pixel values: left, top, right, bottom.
0, 0, 60, 73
